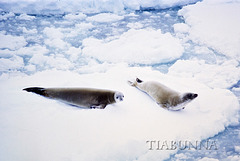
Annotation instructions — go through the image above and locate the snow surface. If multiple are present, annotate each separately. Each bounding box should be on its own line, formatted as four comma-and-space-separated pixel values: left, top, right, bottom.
82, 29, 184, 64
0, 0, 240, 160
86, 13, 124, 22
168, 59, 240, 89
0, 33, 27, 50
179, 0, 240, 59
0, 66, 239, 161
0, 0, 200, 14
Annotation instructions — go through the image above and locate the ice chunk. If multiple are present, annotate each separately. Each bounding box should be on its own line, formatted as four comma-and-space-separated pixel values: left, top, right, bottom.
42, 27, 70, 50
168, 59, 240, 89
65, 46, 81, 61
63, 12, 87, 20
174, 23, 190, 34
0, 0, 200, 14
16, 13, 35, 21
24, 64, 36, 72
82, 29, 184, 64
29, 53, 73, 70
226, 155, 240, 161
0, 12, 15, 20
44, 38, 70, 50
0, 33, 27, 50
20, 27, 38, 34
127, 22, 143, 29
0, 56, 24, 72
198, 157, 219, 161
235, 146, 240, 153
15, 45, 49, 56
86, 13, 124, 22
0, 49, 14, 58
179, 1, 240, 59
43, 27, 64, 39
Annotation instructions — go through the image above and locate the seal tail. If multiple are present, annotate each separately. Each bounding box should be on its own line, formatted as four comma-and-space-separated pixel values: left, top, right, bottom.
23, 87, 47, 96
128, 77, 143, 86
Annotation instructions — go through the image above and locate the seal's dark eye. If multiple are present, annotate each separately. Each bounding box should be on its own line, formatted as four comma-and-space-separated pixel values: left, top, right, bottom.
116, 97, 119, 99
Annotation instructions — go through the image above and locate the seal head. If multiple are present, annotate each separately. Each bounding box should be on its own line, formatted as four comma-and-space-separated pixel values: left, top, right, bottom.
182, 93, 198, 102
114, 92, 124, 102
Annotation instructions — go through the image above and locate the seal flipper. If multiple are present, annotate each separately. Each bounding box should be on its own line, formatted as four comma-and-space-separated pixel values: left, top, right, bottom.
23, 87, 47, 97
90, 104, 106, 109
128, 77, 143, 87
127, 80, 135, 86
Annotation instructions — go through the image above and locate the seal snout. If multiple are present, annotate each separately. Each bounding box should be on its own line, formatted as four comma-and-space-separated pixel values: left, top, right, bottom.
115, 92, 124, 102
190, 93, 198, 99
182, 93, 198, 101
136, 78, 143, 83
193, 94, 198, 98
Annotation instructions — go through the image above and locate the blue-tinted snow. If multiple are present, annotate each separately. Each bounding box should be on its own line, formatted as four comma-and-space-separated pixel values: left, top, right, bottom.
0, 8, 186, 74
0, 0, 239, 161
0, 0, 200, 14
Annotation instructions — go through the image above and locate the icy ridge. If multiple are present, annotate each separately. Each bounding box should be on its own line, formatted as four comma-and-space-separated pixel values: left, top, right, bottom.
0, 0, 200, 14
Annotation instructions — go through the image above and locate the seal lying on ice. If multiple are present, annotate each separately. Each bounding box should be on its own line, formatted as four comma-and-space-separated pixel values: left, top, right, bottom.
128, 78, 198, 110
23, 87, 124, 109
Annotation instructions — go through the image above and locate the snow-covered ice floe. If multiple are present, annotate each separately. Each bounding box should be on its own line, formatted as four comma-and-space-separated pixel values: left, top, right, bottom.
0, 0, 200, 14
0, 0, 240, 160
82, 29, 183, 64
0, 66, 239, 161
178, 0, 240, 60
